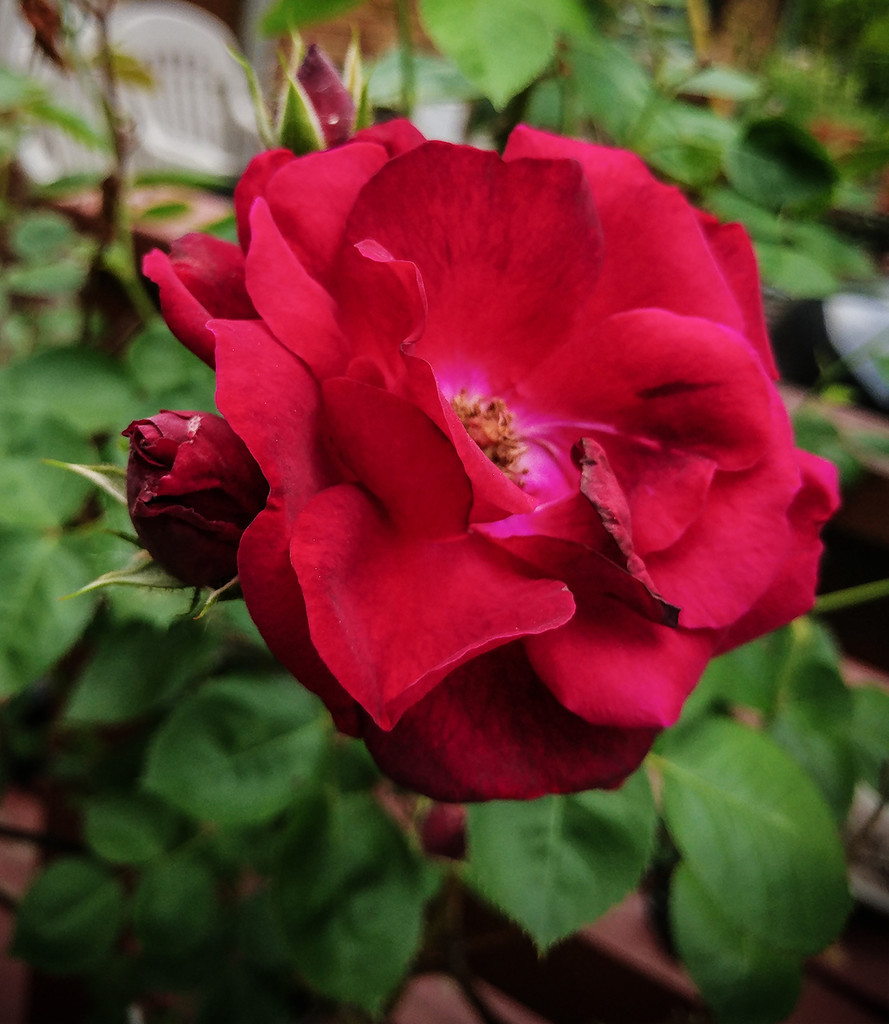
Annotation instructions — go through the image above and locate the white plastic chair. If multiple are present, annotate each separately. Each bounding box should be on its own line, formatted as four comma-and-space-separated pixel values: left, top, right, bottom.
8, 0, 260, 183
109, 0, 260, 178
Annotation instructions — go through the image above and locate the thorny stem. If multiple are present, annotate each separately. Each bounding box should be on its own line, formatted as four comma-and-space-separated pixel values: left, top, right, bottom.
813, 577, 889, 615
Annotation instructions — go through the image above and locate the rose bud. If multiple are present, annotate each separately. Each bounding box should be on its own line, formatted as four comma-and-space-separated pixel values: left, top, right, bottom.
296, 43, 356, 149
420, 803, 467, 861
122, 410, 268, 588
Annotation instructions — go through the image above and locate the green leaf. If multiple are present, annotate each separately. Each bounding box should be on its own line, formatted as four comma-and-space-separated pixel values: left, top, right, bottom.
671, 862, 803, 1024
420, 0, 588, 109
680, 628, 792, 723
570, 34, 654, 143
704, 186, 786, 245
125, 320, 216, 412
273, 789, 440, 1012
0, 530, 96, 700
12, 858, 124, 972
767, 619, 856, 822
11, 209, 79, 262
4, 261, 87, 297
133, 853, 219, 956
368, 50, 478, 107
65, 620, 216, 725
847, 685, 889, 789
261, 0, 364, 34
143, 673, 327, 824
724, 118, 839, 214
755, 242, 840, 299
0, 349, 138, 436
0, 421, 97, 529
792, 406, 862, 486
679, 65, 760, 102
637, 101, 736, 188
465, 769, 656, 949
84, 793, 183, 864
655, 718, 851, 955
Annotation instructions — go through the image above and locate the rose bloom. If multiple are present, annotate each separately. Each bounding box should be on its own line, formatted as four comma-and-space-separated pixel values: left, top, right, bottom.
144, 122, 838, 801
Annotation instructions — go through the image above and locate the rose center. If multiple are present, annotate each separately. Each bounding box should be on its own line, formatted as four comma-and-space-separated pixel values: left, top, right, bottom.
451, 390, 527, 484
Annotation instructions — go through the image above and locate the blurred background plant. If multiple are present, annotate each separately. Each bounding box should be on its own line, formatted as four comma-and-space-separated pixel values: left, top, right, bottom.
1, 2, 888, 1023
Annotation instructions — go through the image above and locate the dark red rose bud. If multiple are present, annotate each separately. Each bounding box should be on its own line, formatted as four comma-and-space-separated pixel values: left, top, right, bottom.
297, 43, 356, 148
122, 410, 268, 587
420, 803, 467, 861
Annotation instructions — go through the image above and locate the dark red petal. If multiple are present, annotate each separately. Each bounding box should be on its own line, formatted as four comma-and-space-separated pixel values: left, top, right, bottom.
504, 126, 749, 337
321, 375, 473, 537
291, 483, 575, 729
587, 431, 717, 555
143, 236, 255, 366
525, 587, 716, 729
360, 642, 658, 801
262, 141, 390, 284
575, 436, 666, 606
696, 213, 777, 379
234, 148, 295, 251
518, 309, 773, 472
715, 450, 839, 652
351, 118, 426, 157
402, 355, 537, 522
237, 505, 361, 734
645, 392, 801, 630
244, 199, 348, 378
212, 318, 337, 513
335, 242, 427, 388
342, 141, 603, 393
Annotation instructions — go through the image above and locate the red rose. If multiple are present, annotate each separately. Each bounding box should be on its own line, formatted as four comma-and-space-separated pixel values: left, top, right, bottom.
143, 123, 838, 801
123, 410, 268, 588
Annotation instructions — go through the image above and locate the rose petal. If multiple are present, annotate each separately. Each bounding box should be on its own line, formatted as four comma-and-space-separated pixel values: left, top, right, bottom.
586, 431, 717, 555
715, 449, 840, 651
143, 236, 255, 366
262, 141, 391, 284
517, 308, 773, 472
696, 212, 778, 379
525, 586, 715, 729
292, 482, 575, 729
402, 355, 537, 521
212, 318, 336, 513
321, 375, 473, 537
238, 505, 361, 734
335, 242, 428, 388
645, 393, 801, 629
352, 117, 427, 157
504, 126, 748, 337
245, 199, 348, 378
234, 148, 295, 251
342, 140, 603, 392
360, 642, 658, 801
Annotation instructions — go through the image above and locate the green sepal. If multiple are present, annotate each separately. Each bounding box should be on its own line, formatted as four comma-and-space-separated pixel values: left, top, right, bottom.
344, 32, 371, 131
43, 459, 127, 506
64, 549, 190, 599
276, 38, 324, 155
228, 46, 276, 149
